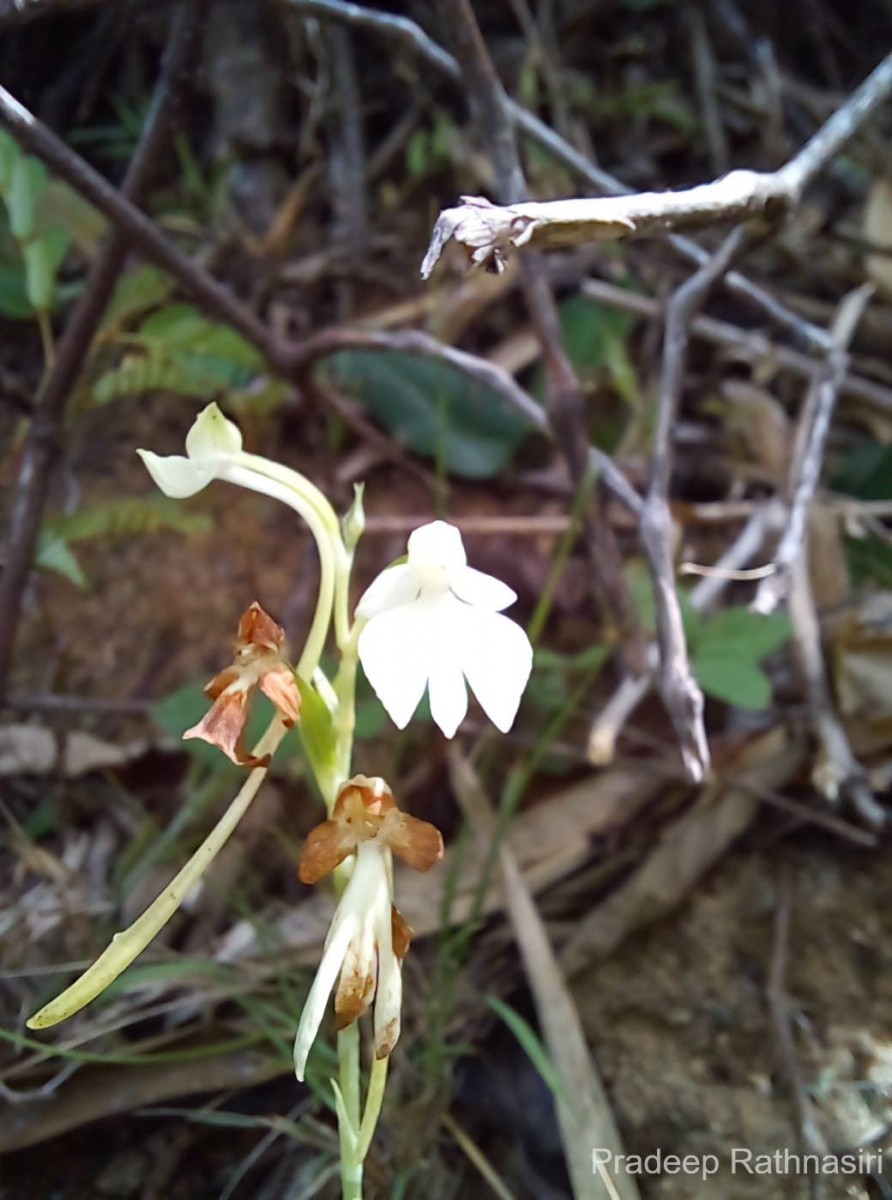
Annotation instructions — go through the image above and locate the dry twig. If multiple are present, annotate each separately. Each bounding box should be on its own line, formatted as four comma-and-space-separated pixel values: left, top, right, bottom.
752, 285, 874, 614
422, 54, 892, 274
641, 227, 748, 782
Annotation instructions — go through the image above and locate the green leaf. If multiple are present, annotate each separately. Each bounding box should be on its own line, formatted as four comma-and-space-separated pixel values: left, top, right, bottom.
295, 675, 338, 791
325, 350, 536, 479
0, 265, 33, 318
8, 155, 47, 241
833, 441, 892, 501
103, 265, 173, 327
41, 496, 212, 544
531, 295, 637, 404
692, 649, 773, 711
694, 607, 791, 660
486, 995, 569, 1106
34, 533, 88, 589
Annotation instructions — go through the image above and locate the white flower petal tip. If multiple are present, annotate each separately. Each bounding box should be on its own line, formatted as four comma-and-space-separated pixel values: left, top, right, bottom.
185, 402, 243, 459
136, 449, 215, 499
357, 521, 532, 737
138, 404, 243, 499
407, 520, 466, 571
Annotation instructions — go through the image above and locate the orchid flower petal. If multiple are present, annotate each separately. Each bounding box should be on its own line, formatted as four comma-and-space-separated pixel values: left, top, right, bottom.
136, 450, 215, 499
355, 563, 418, 621
450, 565, 516, 611
293, 907, 357, 1082
459, 607, 533, 733
357, 604, 431, 729
184, 402, 243, 461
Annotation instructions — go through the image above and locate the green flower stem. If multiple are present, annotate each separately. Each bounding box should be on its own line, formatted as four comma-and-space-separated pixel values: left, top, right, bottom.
356, 1053, 389, 1163
222, 461, 340, 680
27, 718, 286, 1029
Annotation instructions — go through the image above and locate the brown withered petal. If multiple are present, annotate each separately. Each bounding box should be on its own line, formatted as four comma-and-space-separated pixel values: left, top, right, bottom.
391, 905, 413, 961
375, 1017, 400, 1061
183, 689, 270, 768
237, 602, 286, 654
334, 940, 377, 1029
382, 810, 444, 873
258, 664, 301, 726
334, 775, 395, 819
203, 665, 240, 702
298, 819, 352, 885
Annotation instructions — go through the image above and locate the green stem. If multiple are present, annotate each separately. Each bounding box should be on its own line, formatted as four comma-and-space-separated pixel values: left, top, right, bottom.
221, 461, 338, 680
356, 1054, 389, 1163
338, 1022, 363, 1199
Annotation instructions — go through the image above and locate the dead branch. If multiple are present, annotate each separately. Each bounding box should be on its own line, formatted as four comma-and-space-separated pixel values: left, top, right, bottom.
422, 54, 892, 275
0, 1, 204, 699
787, 556, 884, 829
286, 0, 837, 353
641, 228, 748, 783
752, 285, 874, 615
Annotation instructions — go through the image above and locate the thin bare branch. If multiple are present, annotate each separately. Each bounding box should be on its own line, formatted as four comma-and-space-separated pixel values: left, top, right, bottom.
0, 1, 205, 700
752, 284, 874, 614
641, 228, 748, 782
787, 557, 884, 829
422, 53, 892, 275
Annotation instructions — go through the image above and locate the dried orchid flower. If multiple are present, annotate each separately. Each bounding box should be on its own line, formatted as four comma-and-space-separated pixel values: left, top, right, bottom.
293, 775, 443, 1081
184, 602, 301, 766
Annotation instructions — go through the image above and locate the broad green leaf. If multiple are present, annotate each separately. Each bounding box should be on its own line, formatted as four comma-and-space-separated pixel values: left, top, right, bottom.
694, 607, 791, 660
140, 304, 260, 368
692, 649, 772, 711
531, 294, 638, 416
325, 350, 536, 479
38, 179, 106, 253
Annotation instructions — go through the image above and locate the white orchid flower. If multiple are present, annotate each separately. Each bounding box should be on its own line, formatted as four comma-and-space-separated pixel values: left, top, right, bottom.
356, 521, 533, 738
137, 402, 243, 498
293, 776, 442, 1082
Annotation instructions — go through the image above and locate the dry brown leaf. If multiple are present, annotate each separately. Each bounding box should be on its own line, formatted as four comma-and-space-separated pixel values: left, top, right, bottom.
807, 503, 851, 612
863, 177, 892, 298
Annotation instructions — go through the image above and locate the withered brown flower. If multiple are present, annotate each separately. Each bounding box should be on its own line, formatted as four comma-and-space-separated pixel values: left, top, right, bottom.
184, 602, 301, 767
293, 775, 443, 1080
